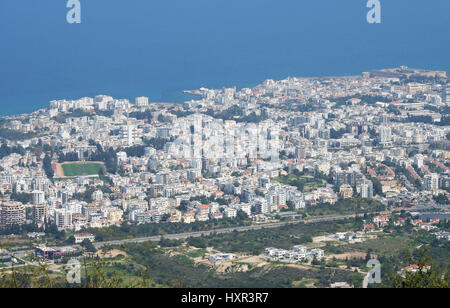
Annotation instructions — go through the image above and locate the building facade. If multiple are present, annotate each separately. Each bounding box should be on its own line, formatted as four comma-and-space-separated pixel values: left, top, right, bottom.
1, 201, 26, 228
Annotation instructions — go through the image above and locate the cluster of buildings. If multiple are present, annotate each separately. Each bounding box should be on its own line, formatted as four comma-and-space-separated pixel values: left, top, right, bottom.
209, 253, 236, 266
331, 232, 363, 243
0, 248, 11, 263
0, 66, 448, 235
265, 245, 324, 262
363, 213, 446, 234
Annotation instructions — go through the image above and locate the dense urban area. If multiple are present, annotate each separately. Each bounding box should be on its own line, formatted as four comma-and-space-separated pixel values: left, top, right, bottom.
0, 66, 449, 288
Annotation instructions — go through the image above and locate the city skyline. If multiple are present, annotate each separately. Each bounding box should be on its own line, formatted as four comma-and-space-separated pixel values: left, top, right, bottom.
0, 0, 448, 292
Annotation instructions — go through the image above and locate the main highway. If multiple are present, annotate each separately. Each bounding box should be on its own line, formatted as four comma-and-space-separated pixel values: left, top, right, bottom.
93, 214, 358, 249
5, 214, 359, 260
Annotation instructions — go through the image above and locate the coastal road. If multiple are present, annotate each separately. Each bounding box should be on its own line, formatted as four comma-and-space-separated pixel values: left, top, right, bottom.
93, 214, 358, 249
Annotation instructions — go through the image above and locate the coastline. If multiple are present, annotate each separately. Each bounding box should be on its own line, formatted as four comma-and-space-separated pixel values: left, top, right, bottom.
0, 67, 447, 119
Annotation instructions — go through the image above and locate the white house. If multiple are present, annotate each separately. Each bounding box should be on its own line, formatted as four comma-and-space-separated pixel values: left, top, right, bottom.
74, 233, 96, 244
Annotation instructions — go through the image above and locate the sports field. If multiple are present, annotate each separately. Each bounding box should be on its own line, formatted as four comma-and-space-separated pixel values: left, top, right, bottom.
58, 162, 106, 177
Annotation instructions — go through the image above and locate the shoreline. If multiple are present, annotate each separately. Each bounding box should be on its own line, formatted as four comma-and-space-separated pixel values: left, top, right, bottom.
0, 74, 358, 119
1, 66, 447, 119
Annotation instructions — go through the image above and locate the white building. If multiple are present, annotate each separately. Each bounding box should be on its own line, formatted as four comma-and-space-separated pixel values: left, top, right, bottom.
424, 173, 439, 191
414, 154, 424, 169
32, 190, 45, 205
74, 233, 96, 244
266, 190, 286, 209
379, 126, 392, 146
239, 204, 252, 216
117, 152, 128, 164
122, 124, 136, 146
209, 253, 236, 265
443, 84, 450, 104
224, 208, 237, 219
135, 96, 149, 107
55, 209, 73, 230
360, 180, 374, 199
92, 190, 103, 201
255, 201, 269, 214
292, 245, 308, 254
308, 248, 325, 259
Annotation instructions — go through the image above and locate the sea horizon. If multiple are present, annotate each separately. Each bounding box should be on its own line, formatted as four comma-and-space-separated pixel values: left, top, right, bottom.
2, 65, 449, 118
1, 0, 449, 116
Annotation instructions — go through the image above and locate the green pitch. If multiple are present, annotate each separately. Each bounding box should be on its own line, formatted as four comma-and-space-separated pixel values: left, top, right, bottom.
61, 163, 105, 177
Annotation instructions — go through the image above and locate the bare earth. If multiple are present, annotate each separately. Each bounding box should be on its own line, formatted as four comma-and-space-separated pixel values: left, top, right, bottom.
95, 249, 128, 259
328, 251, 378, 260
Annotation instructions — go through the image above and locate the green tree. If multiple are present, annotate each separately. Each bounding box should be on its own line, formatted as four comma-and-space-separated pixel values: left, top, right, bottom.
388, 249, 449, 288
81, 239, 97, 254
43, 155, 54, 179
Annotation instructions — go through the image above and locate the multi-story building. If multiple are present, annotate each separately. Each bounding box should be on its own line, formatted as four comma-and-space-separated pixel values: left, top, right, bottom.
156, 172, 170, 185
360, 180, 374, 199
92, 190, 103, 201
135, 96, 149, 107
266, 190, 287, 209
157, 127, 171, 139
414, 154, 424, 169
443, 84, 450, 104
31, 177, 47, 192
122, 124, 136, 146
424, 174, 439, 191
224, 208, 237, 219
335, 171, 363, 187
295, 146, 306, 160
187, 169, 201, 182
196, 204, 210, 216
292, 245, 307, 255
33, 205, 49, 224
1, 201, 26, 228
255, 201, 269, 214
339, 184, 353, 199
379, 126, 392, 147
55, 209, 73, 230
32, 190, 45, 205
239, 204, 252, 216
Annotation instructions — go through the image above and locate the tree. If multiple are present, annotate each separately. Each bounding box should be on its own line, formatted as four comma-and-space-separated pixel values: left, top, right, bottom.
179, 200, 189, 212
369, 176, 385, 197
43, 155, 54, 179
365, 250, 372, 262
9, 193, 32, 204
81, 239, 97, 254
433, 194, 450, 205
66, 236, 76, 245
98, 167, 106, 180
388, 249, 449, 288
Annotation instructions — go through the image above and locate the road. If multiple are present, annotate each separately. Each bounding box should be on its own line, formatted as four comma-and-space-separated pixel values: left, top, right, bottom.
3, 214, 358, 260
93, 214, 358, 249
363, 272, 370, 289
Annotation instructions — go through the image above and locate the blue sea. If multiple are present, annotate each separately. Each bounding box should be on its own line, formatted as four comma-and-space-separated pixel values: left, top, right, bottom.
0, 0, 449, 116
